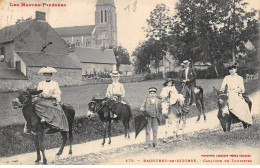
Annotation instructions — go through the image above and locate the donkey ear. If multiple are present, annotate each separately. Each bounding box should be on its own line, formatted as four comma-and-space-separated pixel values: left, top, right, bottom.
92, 97, 95, 101
30, 90, 43, 95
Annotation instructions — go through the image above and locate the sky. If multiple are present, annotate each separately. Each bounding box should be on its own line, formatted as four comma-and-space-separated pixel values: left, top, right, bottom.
0, 0, 259, 55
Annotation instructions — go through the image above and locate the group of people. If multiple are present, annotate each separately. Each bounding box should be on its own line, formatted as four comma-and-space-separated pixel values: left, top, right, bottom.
24, 59, 253, 148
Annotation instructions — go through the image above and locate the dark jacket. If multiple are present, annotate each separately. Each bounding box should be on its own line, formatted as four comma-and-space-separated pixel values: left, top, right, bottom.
179, 67, 197, 86
140, 96, 163, 124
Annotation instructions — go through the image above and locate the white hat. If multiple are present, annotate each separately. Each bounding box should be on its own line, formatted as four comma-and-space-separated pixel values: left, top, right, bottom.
148, 87, 157, 93
38, 67, 57, 74
182, 60, 190, 64
110, 70, 120, 77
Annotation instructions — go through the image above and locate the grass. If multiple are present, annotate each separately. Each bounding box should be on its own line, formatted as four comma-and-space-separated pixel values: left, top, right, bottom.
0, 78, 259, 157
53, 115, 260, 165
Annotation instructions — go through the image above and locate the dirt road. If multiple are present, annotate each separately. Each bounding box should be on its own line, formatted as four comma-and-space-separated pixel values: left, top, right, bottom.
1, 91, 259, 165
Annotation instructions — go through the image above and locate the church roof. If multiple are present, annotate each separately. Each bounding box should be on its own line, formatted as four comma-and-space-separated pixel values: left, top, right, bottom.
0, 20, 35, 44
16, 52, 81, 69
96, 0, 115, 7
75, 47, 116, 64
54, 25, 96, 37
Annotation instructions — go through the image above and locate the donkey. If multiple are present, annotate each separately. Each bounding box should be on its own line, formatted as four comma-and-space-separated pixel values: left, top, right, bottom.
213, 87, 252, 132
12, 90, 75, 164
87, 97, 132, 146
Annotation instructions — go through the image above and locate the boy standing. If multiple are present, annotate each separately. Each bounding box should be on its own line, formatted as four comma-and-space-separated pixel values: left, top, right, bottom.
140, 87, 162, 148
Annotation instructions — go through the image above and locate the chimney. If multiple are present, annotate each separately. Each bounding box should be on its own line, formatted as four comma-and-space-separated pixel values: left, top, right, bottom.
35, 11, 46, 21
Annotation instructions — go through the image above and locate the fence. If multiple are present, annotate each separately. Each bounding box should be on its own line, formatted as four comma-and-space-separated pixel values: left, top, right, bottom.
246, 73, 258, 82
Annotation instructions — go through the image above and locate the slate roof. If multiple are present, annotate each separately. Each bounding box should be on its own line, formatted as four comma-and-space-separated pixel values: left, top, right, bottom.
0, 69, 27, 80
54, 25, 96, 37
75, 47, 116, 64
16, 52, 81, 69
0, 20, 35, 44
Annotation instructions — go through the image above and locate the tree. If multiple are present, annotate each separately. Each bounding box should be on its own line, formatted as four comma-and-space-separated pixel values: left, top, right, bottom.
169, 0, 259, 65
145, 3, 172, 39
113, 45, 130, 69
15, 17, 32, 24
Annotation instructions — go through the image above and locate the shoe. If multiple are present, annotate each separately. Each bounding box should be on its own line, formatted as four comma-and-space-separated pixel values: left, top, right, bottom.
41, 118, 46, 123
191, 103, 196, 106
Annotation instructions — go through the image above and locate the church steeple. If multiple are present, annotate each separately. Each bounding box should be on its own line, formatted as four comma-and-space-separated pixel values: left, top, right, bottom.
95, 0, 117, 48
96, 0, 115, 8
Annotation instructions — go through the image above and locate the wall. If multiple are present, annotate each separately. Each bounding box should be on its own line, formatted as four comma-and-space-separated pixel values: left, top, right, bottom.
81, 62, 115, 75
0, 42, 14, 68
13, 52, 27, 76
26, 67, 83, 88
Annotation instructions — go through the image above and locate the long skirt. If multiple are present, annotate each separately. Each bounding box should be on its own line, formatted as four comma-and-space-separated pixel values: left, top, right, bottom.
228, 92, 252, 124
34, 98, 69, 132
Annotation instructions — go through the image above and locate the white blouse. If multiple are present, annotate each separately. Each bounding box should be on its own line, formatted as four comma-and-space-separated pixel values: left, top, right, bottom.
37, 80, 62, 102
220, 74, 245, 94
105, 82, 126, 98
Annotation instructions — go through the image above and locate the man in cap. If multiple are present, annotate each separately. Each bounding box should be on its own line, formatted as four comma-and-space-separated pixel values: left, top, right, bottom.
140, 87, 162, 148
179, 60, 197, 106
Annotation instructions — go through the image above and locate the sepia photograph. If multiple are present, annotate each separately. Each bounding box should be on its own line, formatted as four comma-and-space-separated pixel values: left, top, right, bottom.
0, 0, 259, 165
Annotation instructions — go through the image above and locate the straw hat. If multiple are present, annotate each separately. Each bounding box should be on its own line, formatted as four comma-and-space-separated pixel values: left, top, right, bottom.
181, 60, 190, 66
38, 67, 57, 75
110, 70, 120, 77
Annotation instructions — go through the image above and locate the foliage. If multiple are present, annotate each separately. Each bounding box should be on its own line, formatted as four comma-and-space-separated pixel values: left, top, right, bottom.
113, 46, 130, 69
168, 0, 259, 64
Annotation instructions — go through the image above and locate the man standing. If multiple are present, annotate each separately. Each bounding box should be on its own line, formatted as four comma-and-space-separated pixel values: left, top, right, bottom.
178, 60, 197, 106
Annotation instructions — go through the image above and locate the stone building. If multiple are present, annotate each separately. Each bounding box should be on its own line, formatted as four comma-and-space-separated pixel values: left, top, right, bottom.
54, 0, 117, 49
0, 11, 82, 91
75, 47, 116, 75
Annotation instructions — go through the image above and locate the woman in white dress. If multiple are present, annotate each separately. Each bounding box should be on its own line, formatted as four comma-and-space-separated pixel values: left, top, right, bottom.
35, 67, 69, 132
220, 64, 252, 125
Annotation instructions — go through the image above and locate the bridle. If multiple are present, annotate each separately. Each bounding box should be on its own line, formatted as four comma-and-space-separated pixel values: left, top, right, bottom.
217, 93, 227, 99
90, 100, 106, 113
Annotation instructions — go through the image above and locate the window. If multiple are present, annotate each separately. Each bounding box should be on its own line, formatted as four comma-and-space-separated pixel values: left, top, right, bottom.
75, 40, 80, 47
105, 10, 107, 22
101, 10, 103, 23
0, 47, 5, 62
85, 40, 90, 47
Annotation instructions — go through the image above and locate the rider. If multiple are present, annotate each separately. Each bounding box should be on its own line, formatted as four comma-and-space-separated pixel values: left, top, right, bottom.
105, 70, 126, 119
178, 60, 197, 106
34, 66, 69, 132
160, 78, 184, 140
220, 63, 252, 126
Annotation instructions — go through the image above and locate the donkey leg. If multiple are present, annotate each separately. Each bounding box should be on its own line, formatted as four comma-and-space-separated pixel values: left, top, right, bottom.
102, 122, 106, 146
56, 132, 67, 156
38, 132, 47, 164
108, 122, 111, 144
196, 101, 201, 122
127, 121, 130, 139
33, 135, 41, 163
123, 121, 127, 138
68, 123, 73, 155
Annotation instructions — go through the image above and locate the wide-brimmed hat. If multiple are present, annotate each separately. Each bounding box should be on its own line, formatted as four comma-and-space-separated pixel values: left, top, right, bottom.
181, 60, 190, 66
148, 87, 157, 93
227, 63, 238, 70
163, 78, 175, 87
38, 67, 57, 75
110, 70, 120, 77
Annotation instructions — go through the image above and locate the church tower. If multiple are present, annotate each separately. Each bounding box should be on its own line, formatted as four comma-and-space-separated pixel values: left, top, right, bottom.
95, 0, 117, 48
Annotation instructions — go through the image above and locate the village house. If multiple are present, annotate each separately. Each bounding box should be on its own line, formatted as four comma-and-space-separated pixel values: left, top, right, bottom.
74, 47, 116, 76
0, 11, 82, 91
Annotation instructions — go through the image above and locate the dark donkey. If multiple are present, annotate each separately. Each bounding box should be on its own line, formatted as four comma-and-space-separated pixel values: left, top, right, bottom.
12, 90, 75, 164
213, 87, 252, 132
175, 80, 206, 122
87, 97, 132, 146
